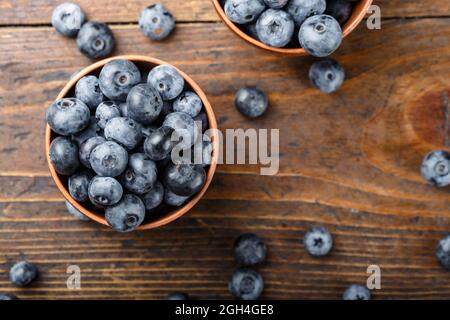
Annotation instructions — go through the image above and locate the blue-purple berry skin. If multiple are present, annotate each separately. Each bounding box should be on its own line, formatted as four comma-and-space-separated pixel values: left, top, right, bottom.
46, 98, 91, 136
49, 137, 80, 175
52, 2, 86, 37
163, 112, 197, 148
194, 111, 209, 133
309, 58, 345, 93
126, 83, 163, 125
79, 136, 106, 169
0, 293, 18, 300
76, 21, 115, 59
88, 176, 123, 206
342, 285, 371, 300
104, 117, 143, 150
224, 0, 266, 24
144, 126, 175, 161
164, 187, 189, 206
325, 0, 353, 25
299, 14, 342, 57
436, 235, 450, 271
105, 194, 146, 232
89, 141, 128, 177
120, 153, 158, 195
65, 201, 90, 221
229, 268, 264, 300
140, 181, 164, 210
421, 150, 450, 187
234, 233, 267, 266
264, 0, 288, 9
167, 292, 189, 300
68, 170, 94, 202
286, 0, 326, 26
303, 226, 333, 257
9, 261, 38, 287
99, 59, 141, 101
139, 4, 176, 41
147, 65, 184, 101
95, 101, 121, 129
163, 164, 206, 197
75, 76, 104, 112
235, 86, 268, 118
173, 91, 203, 117
72, 116, 101, 145
256, 9, 294, 48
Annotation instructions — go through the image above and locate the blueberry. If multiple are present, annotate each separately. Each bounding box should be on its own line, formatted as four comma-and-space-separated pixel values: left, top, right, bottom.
173, 91, 203, 117
88, 176, 123, 206
164, 187, 189, 206
51, 2, 86, 37
235, 86, 268, 118
49, 137, 80, 175
421, 150, 450, 187
234, 233, 267, 266
163, 164, 206, 197
0, 294, 18, 300
144, 126, 175, 161
90, 141, 128, 177
342, 284, 371, 300
303, 226, 333, 257
263, 0, 288, 9
147, 65, 184, 101
286, 0, 326, 26
325, 0, 353, 25
104, 117, 143, 150
95, 101, 121, 129
229, 268, 264, 300
194, 111, 209, 133
9, 261, 38, 287
436, 235, 450, 270
72, 116, 101, 145
46, 98, 90, 136
65, 200, 90, 221
299, 14, 342, 57
163, 112, 197, 148
121, 153, 158, 195
68, 170, 94, 202
140, 181, 164, 210
77, 21, 115, 59
105, 194, 146, 232
99, 59, 141, 101
309, 58, 345, 93
75, 76, 104, 112
224, 0, 266, 24
256, 9, 295, 48
139, 4, 176, 41
167, 292, 189, 300
127, 83, 163, 124
118, 101, 129, 117
79, 136, 106, 168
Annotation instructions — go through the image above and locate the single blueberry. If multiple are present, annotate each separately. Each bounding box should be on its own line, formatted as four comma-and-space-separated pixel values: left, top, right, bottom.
127, 83, 163, 125
68, 170, 94, 202
95, 101, 121, 129
421, 150, 450, 187
224, 0, 266, 24
140, 181, 164, 210
342, 284, 371, 300
164, 187, 189, 206
121, 153, 158, 195
75, 76, 104, 112
77, 21, 115, 59
99, 59, 141, 101
65, 200, 90, 221
325, 0, 353, 25
51, 2, 86, 37
139, 4, 176, 41
89, 141, 128, 177
256, 9, 295, 48
229, 268, 264, 300
299, 14, 343, 57
309, 58, 345, 93
235, 86, 268, 118
303, 226, 333, 257
263, 0, 288, 9
104, 117, 143, 150
144, 126, 175, 161
9, 261, 38, 287
163, 112, 198, 148
79, 136, 106, 169
105, 194, 146, 232
72, 116, 101, 145
0, 293, 18, 300
46, 98, 91, 136
147, 65, 184, 101
173, 91, 203, 117
88, 176, 123, 206
167, 292, 189, 300
234, 233, 267, 266
163, 163, 206, 197
286, 0, 326, 26
436, 235, 450, 271
49, 137, 80, 175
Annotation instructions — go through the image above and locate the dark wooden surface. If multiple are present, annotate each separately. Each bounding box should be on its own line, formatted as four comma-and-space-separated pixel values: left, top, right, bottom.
0, 0, 449, 299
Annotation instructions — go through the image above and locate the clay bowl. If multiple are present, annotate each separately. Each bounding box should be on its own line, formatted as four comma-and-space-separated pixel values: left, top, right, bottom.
45, 55, 219, 230
212, 0, 373, 55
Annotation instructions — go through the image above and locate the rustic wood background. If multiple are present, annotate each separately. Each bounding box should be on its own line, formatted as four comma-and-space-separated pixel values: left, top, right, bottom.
0, 0, 449, 300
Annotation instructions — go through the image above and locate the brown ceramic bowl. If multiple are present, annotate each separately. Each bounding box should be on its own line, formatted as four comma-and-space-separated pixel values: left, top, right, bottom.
45, 55, 219, 230
212, 0, 373, 55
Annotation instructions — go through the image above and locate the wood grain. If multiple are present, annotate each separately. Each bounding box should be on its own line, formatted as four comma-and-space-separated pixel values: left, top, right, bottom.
0, 0, 449, 300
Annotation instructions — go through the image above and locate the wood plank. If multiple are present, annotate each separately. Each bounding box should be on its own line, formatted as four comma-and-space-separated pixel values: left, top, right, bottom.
0, 0, 449, 26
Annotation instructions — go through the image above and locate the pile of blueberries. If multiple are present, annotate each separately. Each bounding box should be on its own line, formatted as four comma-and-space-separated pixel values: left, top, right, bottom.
221, 0, 359, 57
46, 58, 212, 232
51, 2, 175, 59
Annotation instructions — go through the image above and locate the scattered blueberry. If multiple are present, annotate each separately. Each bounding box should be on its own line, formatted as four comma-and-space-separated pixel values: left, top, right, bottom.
421, 150, 450, 187
52, 2, 86, 37
139, 4, 176, 41
127, 83, 163, 125
235, 86, 268, 118
65, 200, 90, 221
163, 164, 206, 197
46, 98, 91, 136
173, 91, 203, 117
0, 294, 18, 300
9, 261, 38, 287
95, 101, 121, 129
140, 181, 164, 210
436, 235, 450, 271
147, 65, 184, 101
167, 292, 189, 300
309, 58, 345, 93
342, 284, 371, 300
229, 268, 264, 300
99, 59, 141, 101
164, 187, 189, 206
49, 137, 80, 175
299, 14, 342, 57
303, 226, 333, 257
90, 141, 128, 177
105, 194, 146, 232
68, 170, 93, 202
234, 233, 267, 266
79, 136, 106, 168
121, 153, 158, 195
75, 76, 104, 112
224, 0, 266, 24
144, 126, 175, 161
256, 9, 294, 48
286, 0, 326, 26
77, 21, 115, 59
88, 176, 123, 206
325, 0, 353, 25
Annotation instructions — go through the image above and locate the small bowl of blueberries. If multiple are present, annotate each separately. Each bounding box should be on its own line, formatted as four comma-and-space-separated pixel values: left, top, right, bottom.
212, 0, 373, 56
45, 55, 218, 232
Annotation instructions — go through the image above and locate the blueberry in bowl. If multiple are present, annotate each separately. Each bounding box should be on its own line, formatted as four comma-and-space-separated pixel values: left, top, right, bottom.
46, 55, 218, 231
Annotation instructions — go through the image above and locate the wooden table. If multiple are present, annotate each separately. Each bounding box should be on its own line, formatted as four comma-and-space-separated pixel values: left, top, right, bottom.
0, 0, 449, 300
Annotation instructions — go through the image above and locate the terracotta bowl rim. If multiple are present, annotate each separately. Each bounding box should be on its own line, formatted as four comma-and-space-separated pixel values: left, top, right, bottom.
211, 0, 374, 56
45, 54, 219, 231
